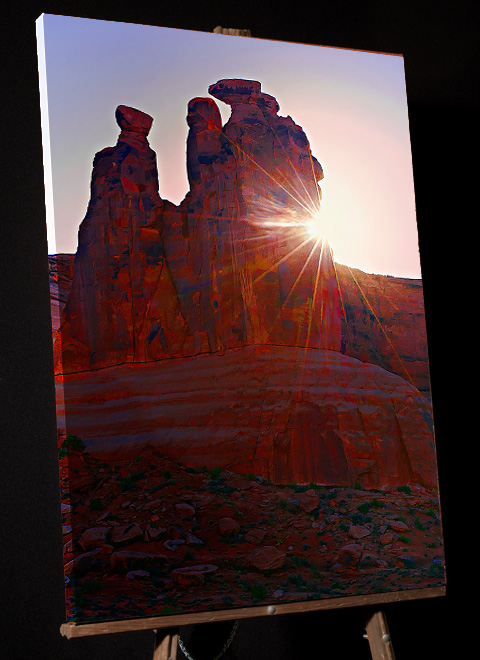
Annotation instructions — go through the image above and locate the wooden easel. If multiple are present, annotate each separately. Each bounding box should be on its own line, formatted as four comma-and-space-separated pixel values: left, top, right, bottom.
152, 611, 395, 660
153, 610, 395, 660
154, 628, 178, 660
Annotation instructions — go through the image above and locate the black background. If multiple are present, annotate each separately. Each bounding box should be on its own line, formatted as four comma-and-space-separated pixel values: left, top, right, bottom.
1, 1, 477, 658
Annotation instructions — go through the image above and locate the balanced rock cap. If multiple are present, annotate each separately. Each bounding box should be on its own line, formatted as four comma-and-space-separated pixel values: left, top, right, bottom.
208, 79, 262, 104
115, 105, 153, 135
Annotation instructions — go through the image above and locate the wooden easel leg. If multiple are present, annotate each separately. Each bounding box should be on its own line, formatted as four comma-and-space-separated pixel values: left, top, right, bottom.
364, 610, 396, 660
153, 628, 178, 660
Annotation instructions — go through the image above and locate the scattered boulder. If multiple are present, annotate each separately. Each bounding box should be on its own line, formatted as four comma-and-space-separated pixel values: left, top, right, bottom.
171, 526, 204, 545
297, 490, 319, 513
349, 525, 371, 540
379, 532, 395, 545
395, 553, 428, 569
333, 543, 363, 569
389, 520, 409, 532
175, 503, 196, 517
219, 517, 240, 536
126, 570, 150, 580
248, 546, 286, 572
245, 528, 266, 545
359, 551, 388, 569
65, 548, 101, 576
171, 564, 218, 586
111, 523, 144, 546
145, 525, 166, 542
78, 526, 111, 550
164, 539, 185, 552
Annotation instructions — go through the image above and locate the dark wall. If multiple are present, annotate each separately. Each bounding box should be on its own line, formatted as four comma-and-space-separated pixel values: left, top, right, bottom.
2, 1, 476, 658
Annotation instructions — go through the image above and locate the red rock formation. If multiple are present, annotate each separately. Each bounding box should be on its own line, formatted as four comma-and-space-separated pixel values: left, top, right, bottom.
49, 255, 430, 395
53, 106, 189, 374
55, 84, 341, 375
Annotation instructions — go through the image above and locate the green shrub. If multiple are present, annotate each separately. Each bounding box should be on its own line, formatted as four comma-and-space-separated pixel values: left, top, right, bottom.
414, 517, 426, 531
250, 583, 268, 600
358, 498, 385, 515
62, 434, 86, 453
88, 497, 103, 511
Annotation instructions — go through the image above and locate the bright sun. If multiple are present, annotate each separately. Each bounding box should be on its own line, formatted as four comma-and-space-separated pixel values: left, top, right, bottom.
304, 212, 324, 238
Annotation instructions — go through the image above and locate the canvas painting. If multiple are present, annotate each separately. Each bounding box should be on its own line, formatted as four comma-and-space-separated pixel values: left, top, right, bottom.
36, 14, 445, 625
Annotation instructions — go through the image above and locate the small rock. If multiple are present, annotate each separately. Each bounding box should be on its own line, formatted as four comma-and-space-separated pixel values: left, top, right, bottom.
389, 520, 408, 532
379, 532, 394, 545
145, 526, 166, 542
249, 546, 286, 572
395, 553, 428, 568
219, 517, 240, 536
245, 528, 266, 545
359, 551, 388, 569
170, 526, 203, 545
164, 539, 186, 552
126, 569, 150, 580
349, 525, 371, 540
111, 523, 143, 546
175, 503, 196, 516
144, 499, 162, 509
334, 544, 362, 568
197, 494, 214, 509
395, 554, 417, 569
298, 490, 319, 512
97, 511, 113, 522
65, 548, 101, 576
171, 564, 218, 586
273, 589, 285, 598
98, 544, 114, 555
78, 526, 111, 550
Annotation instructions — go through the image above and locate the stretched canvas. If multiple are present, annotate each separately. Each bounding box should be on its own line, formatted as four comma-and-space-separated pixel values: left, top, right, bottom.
36, 14, 445, 626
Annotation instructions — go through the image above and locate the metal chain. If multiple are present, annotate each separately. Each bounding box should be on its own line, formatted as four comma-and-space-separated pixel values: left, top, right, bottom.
178, 620, 239, 660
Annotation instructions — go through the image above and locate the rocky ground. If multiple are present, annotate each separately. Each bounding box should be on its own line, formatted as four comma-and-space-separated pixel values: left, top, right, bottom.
59, 435, 445, 624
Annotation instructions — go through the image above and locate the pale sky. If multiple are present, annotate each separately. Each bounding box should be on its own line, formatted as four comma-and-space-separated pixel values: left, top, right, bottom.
37, 14, 422, 278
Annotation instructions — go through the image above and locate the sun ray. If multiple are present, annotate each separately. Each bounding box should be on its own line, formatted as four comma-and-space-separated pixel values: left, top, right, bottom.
266, 117, 322, 215
268, 235, 325, 334
332, 261, 353, 349
251, 235, 316, 286
304, 237, 325, 349
221, 130, 318, 218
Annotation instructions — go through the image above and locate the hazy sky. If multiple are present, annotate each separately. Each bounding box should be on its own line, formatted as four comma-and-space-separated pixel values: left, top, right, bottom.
37, 14, 422, 278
